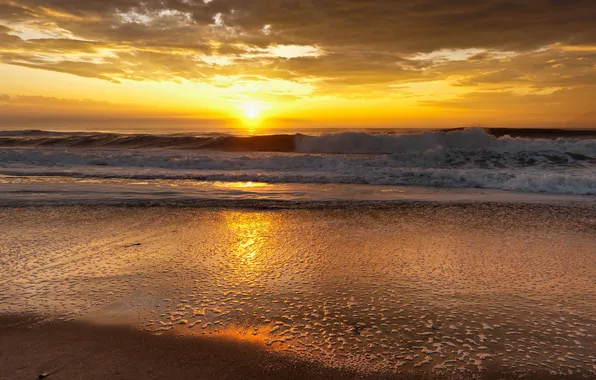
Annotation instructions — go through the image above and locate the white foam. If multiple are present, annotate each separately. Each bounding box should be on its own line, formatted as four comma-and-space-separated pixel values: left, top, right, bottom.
296, 128, 596, 155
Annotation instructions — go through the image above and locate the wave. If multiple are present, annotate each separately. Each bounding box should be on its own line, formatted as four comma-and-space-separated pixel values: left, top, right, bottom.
296, 128, 596, 155
1, 150, 595, 195
1, 128, 594, 169
2, 165, 595, 195
1, 128, 595, 195
0, 130, 297, 152
1, 128, 595, 155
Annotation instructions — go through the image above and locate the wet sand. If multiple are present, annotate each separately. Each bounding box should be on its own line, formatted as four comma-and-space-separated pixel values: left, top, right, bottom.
0, 314, 368, 380
1, 204, 595, 379
0, 315, 587, 380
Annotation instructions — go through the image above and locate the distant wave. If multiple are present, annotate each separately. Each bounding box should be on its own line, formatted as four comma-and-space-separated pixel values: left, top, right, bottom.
0, 130, 297, 152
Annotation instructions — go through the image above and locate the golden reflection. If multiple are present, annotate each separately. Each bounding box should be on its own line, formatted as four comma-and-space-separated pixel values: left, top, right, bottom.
224, 212, 274, 279
214, 181, 270, 189
196, 324, 286, 350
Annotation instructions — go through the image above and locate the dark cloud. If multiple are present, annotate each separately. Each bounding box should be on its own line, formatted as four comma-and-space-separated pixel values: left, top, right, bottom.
6, 1, 596, 50
197, 0, 596, 52
0, 3, 36, 22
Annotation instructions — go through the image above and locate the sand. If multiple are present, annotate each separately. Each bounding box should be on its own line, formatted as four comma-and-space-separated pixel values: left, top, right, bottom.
2, 314, 591, 380
1, 203, 595, 379
1, 314, 367, 380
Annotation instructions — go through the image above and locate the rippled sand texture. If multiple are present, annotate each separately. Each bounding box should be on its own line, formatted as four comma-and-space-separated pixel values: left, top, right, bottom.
1, 205, 595, 377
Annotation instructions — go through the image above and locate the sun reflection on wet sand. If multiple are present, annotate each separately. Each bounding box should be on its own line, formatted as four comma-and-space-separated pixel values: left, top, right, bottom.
181, 323, 287, 350
224, 212, 274, 280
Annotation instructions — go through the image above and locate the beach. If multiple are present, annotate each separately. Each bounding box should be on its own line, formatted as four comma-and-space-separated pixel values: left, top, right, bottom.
3, 0, 596, 376
1, 203, 595, 379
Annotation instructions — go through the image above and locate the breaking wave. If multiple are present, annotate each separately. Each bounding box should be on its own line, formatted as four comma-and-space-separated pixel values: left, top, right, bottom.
297, 128, 596, 156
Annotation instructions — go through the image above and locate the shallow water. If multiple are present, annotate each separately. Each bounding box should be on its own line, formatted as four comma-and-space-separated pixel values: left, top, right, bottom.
1, 205, 595, 377
2, 176, 594, 206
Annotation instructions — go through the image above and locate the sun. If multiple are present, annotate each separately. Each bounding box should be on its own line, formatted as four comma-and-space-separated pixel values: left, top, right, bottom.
238, 101, 266, 121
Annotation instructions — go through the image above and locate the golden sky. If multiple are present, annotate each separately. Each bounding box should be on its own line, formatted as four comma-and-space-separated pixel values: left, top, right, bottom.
1, 0, 596, 130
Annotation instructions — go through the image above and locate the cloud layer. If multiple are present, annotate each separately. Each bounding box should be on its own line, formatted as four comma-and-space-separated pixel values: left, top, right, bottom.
1, 0, 596, 122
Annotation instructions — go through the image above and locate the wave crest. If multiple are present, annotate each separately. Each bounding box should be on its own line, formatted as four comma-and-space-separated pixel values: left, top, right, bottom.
296, 128, 596, 156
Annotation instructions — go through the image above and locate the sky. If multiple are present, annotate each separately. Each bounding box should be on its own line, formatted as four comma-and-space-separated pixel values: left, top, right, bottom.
1, 0, 596, 131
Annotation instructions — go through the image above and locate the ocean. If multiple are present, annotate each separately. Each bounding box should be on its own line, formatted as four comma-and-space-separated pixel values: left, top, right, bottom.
1, 127, 595, 205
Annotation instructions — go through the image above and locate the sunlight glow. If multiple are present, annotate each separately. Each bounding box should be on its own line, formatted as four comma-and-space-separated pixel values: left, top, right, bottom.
237, 101, 270, 131
239, 101, 266, 120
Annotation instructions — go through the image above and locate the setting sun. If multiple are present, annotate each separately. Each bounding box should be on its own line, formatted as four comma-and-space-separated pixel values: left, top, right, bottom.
238, 101, 266, 121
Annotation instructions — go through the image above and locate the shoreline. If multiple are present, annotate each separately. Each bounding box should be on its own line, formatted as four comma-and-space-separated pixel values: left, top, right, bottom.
1, 195, 596, 209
